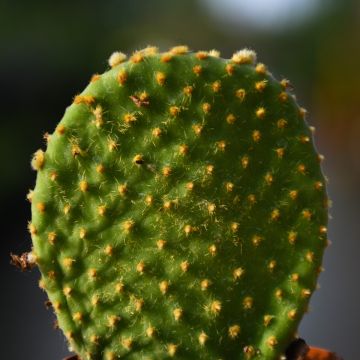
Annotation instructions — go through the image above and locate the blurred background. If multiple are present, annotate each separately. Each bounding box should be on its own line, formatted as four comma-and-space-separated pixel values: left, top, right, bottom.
1, 0, 359, 358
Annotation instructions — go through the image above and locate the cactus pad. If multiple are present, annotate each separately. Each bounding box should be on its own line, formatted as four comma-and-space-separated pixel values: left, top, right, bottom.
29, 46, 328, 360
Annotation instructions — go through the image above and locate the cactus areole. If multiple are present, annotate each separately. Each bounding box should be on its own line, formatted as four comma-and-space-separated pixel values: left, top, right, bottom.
29, 46, 328, 360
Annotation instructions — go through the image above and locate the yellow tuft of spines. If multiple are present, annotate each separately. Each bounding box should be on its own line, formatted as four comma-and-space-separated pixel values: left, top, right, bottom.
184, 224, 193, 236
63, 286, 72, 297
159, 280, 169, 294
179, 144, 189, 156
226, 113, 236, 124
91, 73, 101, 83
216, 140, 226, 152
105, 351, 116, 360
267, 336, 278, 348
31, 149, 45, 170
48, 231, 56, 245
98, 205, 106, 216
152, 127, 162, 137
192, 124, 203, 136
212, 80, 221, 92
79, 180, 89, 193
210, 300, 221, 315
108, 51, 127, 67
226, 63, 235, 75
92, 105, 103, 128
288, 309, 297, 320
277, 118, 288, 128
36, 202, 46, 213
123, 113, 137, 124
270, 209, 280, 221
73, 312, 83, 323
228, 325, 241, 339
183, 85, 193, 96
193, 64, 202, 76
161, 52, 173, 63
145, 194, 153, 206
133, 154, 144, 165
279, 91, 288, 102
203, 103, 211, 115
115, 282, 124, 294
207, 203, 216, 214
157, 239, 166, 250
146, 326, 156, 337
73, 94, 95, 106
275, 288, 283, 300
63, 258, 75, 269
26, 189, 34, 202
141, 45, 159, 56
255, 63, 267, 74
162, 166, 172, 177
156, 71, 166, 86
256, 107, 266, 119
167, 343, 177, 357
28, 222, 37, 236
231, 49, 257, 64
180, 260, 190, 272
201, 279, 211, 291
233, 267, 245, 280
117, 69, 127, 85
264, 315, 274, 327
104, 245, 113, 256
302, 209, 312, 220
243, 296, 253, 309
108, 315, 120, 327
56, 124, 65, 135
169, 106, 180, 117
231, 222, 239, 233
96, 164, 105, 174
255, 80, 267, 92
136, 261, 145, 274
198, 331, 208, 346
209, 49, 220, 57
170, 45, 189, 55
173, 308, 183, 321
208, 244, 217, 256
268, 260, 277, 272
118, 184, 127, 196
88, 268, 97, 280
252, 130, 261, 143
252, 234, 262, 246
236, 88, 246, 101
195, 51, 209, 60
121, 337, 133, 350
242, 155, 249, 169
130, 51, 144, 63
133, 297, 144, 312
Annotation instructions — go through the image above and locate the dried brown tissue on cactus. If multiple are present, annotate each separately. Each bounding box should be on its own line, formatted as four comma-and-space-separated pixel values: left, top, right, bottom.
21, 45, 330, 359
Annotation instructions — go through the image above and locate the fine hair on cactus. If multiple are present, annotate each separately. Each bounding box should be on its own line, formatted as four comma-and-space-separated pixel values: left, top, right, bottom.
25, 45, 328, 359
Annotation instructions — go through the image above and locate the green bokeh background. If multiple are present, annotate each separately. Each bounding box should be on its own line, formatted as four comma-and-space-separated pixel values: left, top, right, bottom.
1, 0, 359, 359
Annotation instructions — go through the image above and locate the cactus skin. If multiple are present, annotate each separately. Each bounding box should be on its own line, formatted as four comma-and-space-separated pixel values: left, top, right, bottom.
29, 46, 328, 360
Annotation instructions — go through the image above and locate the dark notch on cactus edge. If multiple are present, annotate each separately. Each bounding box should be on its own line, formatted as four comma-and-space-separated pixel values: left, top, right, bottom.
285, 338, 309, 360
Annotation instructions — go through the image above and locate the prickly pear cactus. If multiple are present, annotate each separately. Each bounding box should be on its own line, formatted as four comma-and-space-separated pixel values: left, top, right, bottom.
28, 46, 328, 360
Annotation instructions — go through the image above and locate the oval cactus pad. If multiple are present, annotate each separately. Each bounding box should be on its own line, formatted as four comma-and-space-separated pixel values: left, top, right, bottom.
30, 46, 328, 360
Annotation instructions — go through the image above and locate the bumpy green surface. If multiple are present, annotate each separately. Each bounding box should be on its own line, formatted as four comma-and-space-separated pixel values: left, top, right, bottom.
30, 46, 328, 360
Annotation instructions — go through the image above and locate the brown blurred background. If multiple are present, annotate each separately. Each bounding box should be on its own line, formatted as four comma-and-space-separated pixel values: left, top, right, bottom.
1, 0, 359, 358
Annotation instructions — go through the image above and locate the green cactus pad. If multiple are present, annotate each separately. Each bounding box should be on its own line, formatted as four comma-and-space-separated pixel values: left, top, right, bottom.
29, 46, 328, 360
